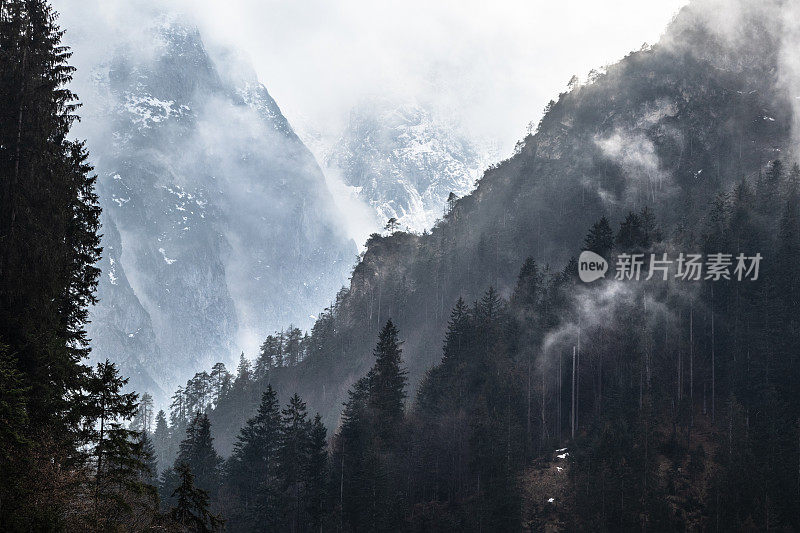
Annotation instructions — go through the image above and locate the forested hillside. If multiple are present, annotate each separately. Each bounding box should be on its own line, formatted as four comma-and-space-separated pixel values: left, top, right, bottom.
202, 0, 793, 443
140, 1, 800, 529
158, 159, 800, 529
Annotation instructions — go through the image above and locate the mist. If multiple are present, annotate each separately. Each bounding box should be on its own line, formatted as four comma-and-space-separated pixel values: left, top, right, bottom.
54, 0, 688, 156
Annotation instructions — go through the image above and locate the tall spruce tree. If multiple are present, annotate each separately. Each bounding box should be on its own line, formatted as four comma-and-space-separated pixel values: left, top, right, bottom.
368, 320, 407, 440
165, 413, 222, 506
225, 385, 282, 531
138, 431, 158, 486
0, 1, 102, 527
278, 393, 311, 531
615, 211, 646, 251
131, 391, 154, 433
209, 362, 231, 406
82, 360, 156, 531
152, 409, 170, 473
170, 463, 223, 533
583, 216, 615, 257
306, 414, 328, 533
330, 377, 373, 531
441, 297, 471, 365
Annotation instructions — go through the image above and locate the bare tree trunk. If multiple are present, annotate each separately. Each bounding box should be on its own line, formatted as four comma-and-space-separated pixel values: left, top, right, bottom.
571, 346, 576, 440
690, 304, 693, 404
339, 441, 345, 532
577, 319, 581, 432
540, 372, 546, 449
678, 309, 682, 402
689, 304, 694, 446
95, 394, 107, 525
598, 339, 603, 417
558, 351, 562, 441
576, 347, 580, 432
711, 285, 716, 425
527, 349, 532, 451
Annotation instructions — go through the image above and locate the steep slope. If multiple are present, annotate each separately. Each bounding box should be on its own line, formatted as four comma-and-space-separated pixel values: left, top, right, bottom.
325, 99, 494, 232
208, 0, 796, 451
68, 14, 355, 402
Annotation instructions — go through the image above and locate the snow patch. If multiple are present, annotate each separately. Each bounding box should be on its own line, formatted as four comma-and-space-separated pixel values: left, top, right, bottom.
158, 247, 177, 265
122, 90, 189, 131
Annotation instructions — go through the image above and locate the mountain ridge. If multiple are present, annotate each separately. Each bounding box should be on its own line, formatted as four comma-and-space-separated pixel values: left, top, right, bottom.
206, 0, 794, 453
67, 12, 356, 404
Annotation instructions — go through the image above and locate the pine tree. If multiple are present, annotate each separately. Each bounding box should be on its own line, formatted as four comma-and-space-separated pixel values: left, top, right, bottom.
330, 377, 372, 530
185, 371, 213, 415
131, 392, 154, 433
513, 257, 544, 310
170, 386, 187, 427
306, 414, 328, 532
285, 326, 303, 366
0, 1, 102, 526
639, 206, 661, 245
152, 410, 170, 474
441, 297, 471, 365
275, 331, 286, 368
0, 0, 101, 421
138, 431, 158, 486
171, 413, 222, 501
233, 353, 252, 391
209, 362, 231, 405
583, 216, 615, 257
255, 337, 276, 379
301, 332, 311, 362
278, 393, 311, 531
615, 211, 646, 251
225, 353, 254, 415
170, 463, 223, 533
225, 385, 282, 530
82, 360, 155, 530
368, 320, 407, 440
757, 159, 784, 213
236, 352, 251, 379
776, 189, 800, 375
446, 191, 458, 215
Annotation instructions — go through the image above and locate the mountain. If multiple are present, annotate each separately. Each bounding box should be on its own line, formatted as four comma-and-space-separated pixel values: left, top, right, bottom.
206, 0, 795, 449
66, 13, 355, 402
323, 99, 496, 233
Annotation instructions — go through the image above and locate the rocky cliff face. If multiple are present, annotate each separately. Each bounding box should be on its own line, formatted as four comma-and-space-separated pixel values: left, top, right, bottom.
70, 14, 355, 403
325, 99, 495, 233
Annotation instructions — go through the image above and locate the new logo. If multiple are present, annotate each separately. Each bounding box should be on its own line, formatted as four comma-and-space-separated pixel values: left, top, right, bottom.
579, 251, 608, 283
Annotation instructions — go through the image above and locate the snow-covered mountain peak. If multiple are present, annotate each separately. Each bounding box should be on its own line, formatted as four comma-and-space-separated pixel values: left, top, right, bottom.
64, 11, 355, 406
324, 97, 498, 233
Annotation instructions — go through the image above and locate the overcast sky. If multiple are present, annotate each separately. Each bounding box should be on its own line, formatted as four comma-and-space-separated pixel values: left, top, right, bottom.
55, 0, 689, 154
53, 0, 691, 245
182, 0, 689, 153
